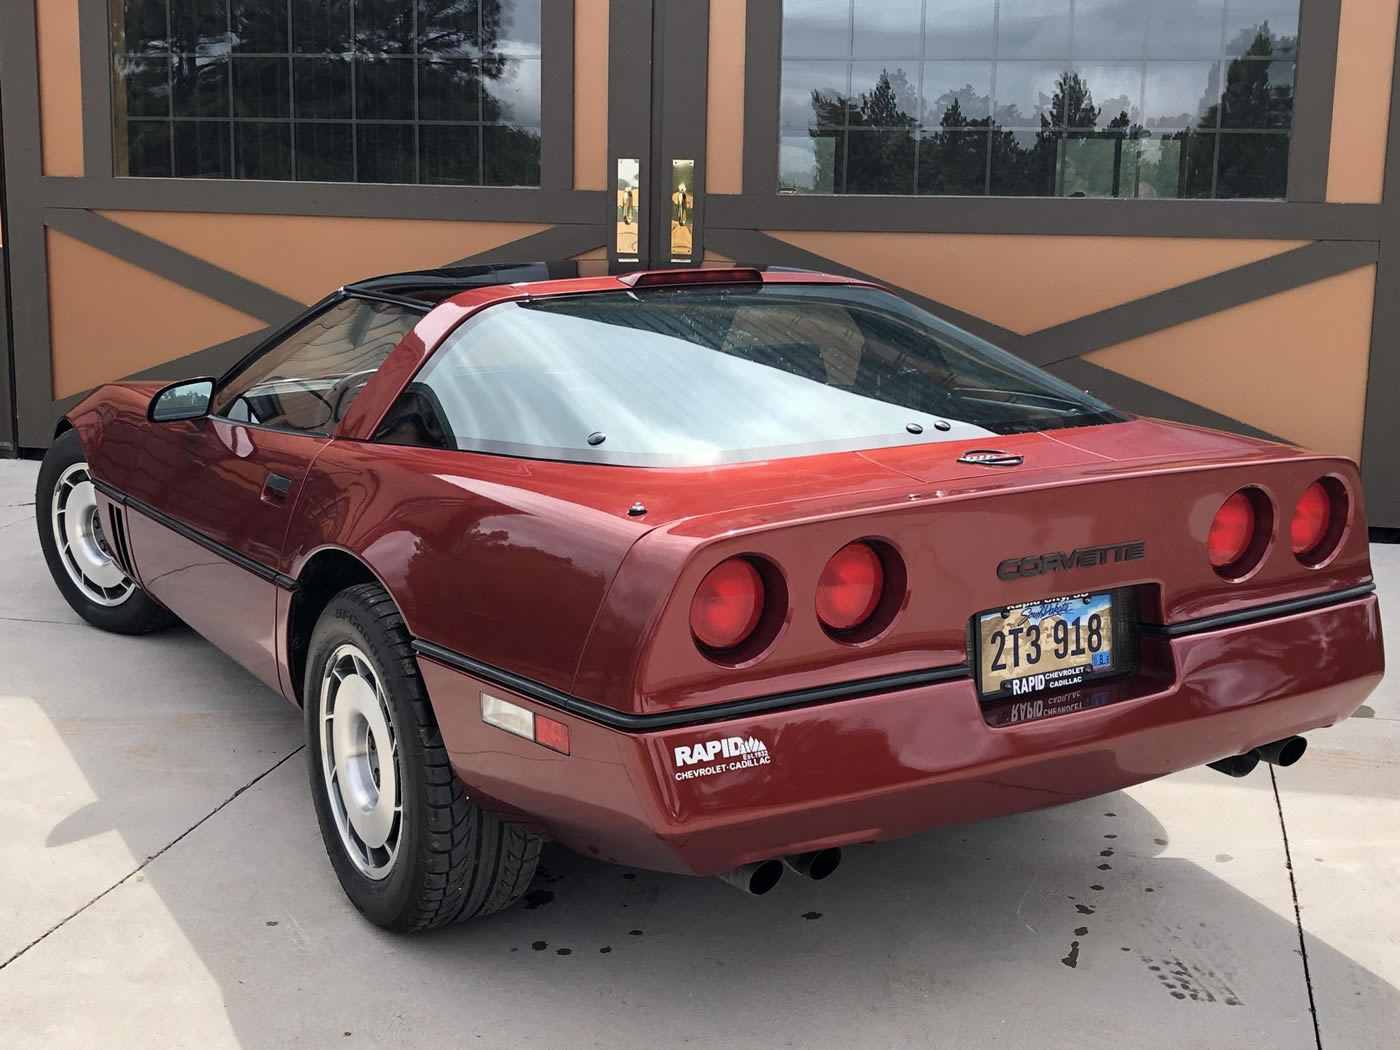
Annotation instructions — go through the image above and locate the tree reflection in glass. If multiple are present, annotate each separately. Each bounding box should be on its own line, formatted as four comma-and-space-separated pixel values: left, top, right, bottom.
778, 0, 1298, 199
111, 0, 541, 185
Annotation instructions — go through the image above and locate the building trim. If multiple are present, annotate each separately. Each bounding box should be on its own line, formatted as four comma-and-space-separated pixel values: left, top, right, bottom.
1289, 0, 1343, 202
1, 0, 55, 448
0, 246, 12, 453
44, 209, 306, 325
37, 178, 609, 224
0, 67, 14, 453
706, 193, 1382, 241
1019, 239, 1380, 367
0, 261, 12, 453
541, 0, 577, 191
77, 0, 111, 185
655, 0, 710, 265
608, 0, 655, 264
740, 0, 780, 197
1360, 11, 1400, 525
720, 230, 1381, 371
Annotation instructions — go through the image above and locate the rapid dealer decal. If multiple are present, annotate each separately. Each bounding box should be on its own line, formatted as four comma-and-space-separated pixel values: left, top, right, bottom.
672, 735, 771, 781
997, 540, 1145, 580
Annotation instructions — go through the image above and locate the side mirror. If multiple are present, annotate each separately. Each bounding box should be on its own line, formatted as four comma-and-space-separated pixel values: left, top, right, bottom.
149, 378, 215, 423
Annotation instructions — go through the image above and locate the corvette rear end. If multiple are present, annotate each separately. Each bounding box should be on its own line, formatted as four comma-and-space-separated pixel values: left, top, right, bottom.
45, 263, 1383, 922
416, 419, 1382, 886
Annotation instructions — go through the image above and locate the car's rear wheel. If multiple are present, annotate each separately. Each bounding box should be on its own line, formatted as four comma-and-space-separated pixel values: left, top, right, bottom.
305, 583, 541, 931
36, 430, 176, 634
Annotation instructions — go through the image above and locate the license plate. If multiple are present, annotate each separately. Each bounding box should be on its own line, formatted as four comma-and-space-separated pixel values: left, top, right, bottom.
975, 592, 1118, 700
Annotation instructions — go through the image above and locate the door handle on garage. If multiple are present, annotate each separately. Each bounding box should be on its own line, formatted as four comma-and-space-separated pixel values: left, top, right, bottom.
616, 157, 640, 262
670, 158, 695, 263
263, 472, 293, 504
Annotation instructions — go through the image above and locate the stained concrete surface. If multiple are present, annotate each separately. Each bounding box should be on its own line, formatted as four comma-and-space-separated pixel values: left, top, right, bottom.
0, 458, 1395, 1048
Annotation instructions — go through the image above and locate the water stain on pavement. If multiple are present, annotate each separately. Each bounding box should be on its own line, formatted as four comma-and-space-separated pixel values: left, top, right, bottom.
1140, 953, 1242, 1006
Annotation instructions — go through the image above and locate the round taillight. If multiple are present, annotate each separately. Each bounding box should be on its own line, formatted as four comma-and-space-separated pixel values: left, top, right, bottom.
1291, 481, 1332, 556
816, 542, 884, 631
690, 558, 764, 650
1208, 491, 1256, 570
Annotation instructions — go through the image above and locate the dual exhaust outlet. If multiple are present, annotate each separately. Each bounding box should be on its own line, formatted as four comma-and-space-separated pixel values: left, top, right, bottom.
719, 735, 1308, 892
1207, 735, 1308, 778
716, 847, 842, 896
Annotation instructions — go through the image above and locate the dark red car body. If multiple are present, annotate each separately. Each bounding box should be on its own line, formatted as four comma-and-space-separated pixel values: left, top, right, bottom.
63, 269, 1384, 876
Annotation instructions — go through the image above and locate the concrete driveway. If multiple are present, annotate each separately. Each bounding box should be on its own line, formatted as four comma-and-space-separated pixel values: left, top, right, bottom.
0, 458, 1395, 1049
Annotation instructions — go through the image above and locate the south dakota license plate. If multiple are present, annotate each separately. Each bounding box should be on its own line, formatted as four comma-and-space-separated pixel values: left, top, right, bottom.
975, 592, 1118, 700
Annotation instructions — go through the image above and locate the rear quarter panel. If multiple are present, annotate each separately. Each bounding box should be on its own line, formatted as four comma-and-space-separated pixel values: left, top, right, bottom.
281, 442, 651, 693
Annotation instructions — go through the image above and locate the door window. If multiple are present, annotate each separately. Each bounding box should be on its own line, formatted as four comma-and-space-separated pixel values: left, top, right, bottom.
213, 297, 420, 433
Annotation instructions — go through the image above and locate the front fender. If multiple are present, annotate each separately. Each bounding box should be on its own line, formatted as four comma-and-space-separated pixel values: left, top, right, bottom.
60, 382, 163, 490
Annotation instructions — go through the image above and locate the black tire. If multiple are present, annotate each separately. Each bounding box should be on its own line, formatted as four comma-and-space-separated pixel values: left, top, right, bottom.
36, 430, 177, 635
305, 583, 541, 932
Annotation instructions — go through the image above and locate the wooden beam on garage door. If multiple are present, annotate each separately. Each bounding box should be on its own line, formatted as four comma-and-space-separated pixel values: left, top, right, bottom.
1360, 12, 1400, 527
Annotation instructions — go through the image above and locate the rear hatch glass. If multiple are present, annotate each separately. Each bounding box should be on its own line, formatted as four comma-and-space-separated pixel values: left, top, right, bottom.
376, 283, 1125, 466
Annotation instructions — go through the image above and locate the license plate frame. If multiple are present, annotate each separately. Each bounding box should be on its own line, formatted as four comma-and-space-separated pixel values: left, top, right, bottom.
972, 589, 1137, 701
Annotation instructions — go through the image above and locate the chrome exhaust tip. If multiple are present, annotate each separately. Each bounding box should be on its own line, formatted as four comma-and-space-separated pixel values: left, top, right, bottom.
783, 847, 842, 881
715, 859, 785, 896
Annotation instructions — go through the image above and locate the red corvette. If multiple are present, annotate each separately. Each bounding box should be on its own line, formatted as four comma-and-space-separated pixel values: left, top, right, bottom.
39, 264, 1383, 930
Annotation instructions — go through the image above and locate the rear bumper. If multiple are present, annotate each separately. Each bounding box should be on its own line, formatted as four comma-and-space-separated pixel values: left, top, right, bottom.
419, 594, 1383, 875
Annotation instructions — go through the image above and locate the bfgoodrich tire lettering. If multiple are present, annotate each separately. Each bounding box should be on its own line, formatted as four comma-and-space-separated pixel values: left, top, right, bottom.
35, 430, 176, 635
304, 583, 541, 931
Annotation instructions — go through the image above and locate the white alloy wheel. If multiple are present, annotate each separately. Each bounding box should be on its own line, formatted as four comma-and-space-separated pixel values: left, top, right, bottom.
49, 462, 135, 607
319, 642, 403, 879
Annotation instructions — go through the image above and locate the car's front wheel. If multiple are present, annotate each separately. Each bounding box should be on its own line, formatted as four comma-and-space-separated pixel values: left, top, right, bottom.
36, 430, 176, 634
305, 583, 541, 931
